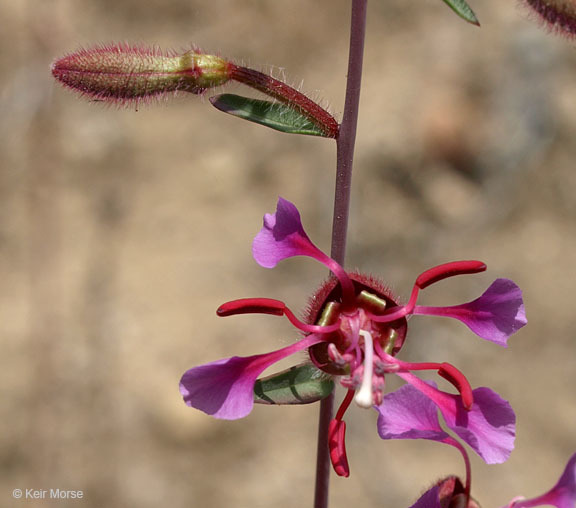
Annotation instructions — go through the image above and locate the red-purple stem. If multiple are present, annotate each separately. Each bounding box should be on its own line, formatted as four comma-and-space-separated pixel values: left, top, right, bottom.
314, 1, 368, 507
331, 0, 367, 265
229, 64, 339, 139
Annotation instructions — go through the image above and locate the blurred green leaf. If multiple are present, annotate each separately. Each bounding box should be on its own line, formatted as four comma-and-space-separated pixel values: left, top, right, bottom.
254, 363, 334, 405
210, 94, 329, 137
441, 0, 480, 26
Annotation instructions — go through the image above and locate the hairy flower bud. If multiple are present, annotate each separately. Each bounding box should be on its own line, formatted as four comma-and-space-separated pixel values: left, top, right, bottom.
51, 43, 232, 104
522, 0, 576, 37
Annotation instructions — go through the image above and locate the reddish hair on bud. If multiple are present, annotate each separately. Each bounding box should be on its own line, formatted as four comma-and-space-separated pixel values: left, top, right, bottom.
51, 43, 233, 106
522, 0, 576, 37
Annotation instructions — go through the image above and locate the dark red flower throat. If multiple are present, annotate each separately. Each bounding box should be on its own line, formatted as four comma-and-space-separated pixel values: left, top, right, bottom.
306, 272, 408, 376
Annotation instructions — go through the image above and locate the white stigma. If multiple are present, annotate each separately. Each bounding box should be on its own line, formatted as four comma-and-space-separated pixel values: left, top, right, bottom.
354, 330, 374, 408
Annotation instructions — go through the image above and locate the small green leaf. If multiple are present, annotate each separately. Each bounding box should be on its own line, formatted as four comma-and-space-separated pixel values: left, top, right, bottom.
441, 0, 480, 26
254, 363, 334, 405
210, 94, 329, 137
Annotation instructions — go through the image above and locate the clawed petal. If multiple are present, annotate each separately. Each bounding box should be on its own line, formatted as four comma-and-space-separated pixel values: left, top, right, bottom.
376, 382, 450, 442
410, 484, 443, 508
410, 477, 477, 508
179, 334, 324, 420
438, 387, 516, 464
395, 373, 516, 464
414, 278, 527, 346
506, 453, 576, 508
252, 197, 356, 305
549, 453, 576, 508
180, 356, 262, 420
252, 197, 325, 268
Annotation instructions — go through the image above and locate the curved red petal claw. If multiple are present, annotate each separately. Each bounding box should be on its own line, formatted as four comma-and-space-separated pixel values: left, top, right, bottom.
415, 261, 487, 290
217, 298, 286, 317
438, 363, 474, 410
328, 419, 350, 478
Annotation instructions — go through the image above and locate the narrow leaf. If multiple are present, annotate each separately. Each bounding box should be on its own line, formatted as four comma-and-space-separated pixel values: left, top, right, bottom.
210, 94, 329, 137
441, 0, 480, 26
254, 363, 334, 405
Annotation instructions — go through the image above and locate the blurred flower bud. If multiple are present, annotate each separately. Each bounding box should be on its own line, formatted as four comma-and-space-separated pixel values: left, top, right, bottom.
523, 0, 576, 37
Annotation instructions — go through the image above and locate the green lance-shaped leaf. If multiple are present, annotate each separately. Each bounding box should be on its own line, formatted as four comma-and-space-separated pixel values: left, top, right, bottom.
254, 363, 334, 405
210, 94, 330, 137
441, 0, 480, 26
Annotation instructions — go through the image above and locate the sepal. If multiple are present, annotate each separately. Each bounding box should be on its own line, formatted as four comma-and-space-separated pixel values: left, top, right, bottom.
210, 94, 331, 137
254, 363, 334, 405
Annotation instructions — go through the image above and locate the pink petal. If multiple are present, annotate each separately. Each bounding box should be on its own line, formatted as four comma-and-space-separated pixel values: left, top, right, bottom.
397, 373, 516, 464
449, 388, 515, 464
410, 477, 476, 508
179, 334, 323, 420
415, 278, 527, 346
376, 382, 450, 442
437, 387, 516, 464
549, 453, 576, 508
252, 197, 325, 268
251, 198, 356, 304
410, 484, 443, 508
506, 453, 576, 508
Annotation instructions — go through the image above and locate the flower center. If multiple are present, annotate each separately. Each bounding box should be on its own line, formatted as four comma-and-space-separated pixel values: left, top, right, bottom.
308, 277, 408, 405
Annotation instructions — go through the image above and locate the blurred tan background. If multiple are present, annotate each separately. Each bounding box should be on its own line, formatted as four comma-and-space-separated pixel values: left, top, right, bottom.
1, 0, 576, 507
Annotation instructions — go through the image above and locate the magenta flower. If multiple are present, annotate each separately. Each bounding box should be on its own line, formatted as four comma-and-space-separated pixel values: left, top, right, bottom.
180, 197, 526, 476
409, 452, 576, 508
504, 453, 576, 508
